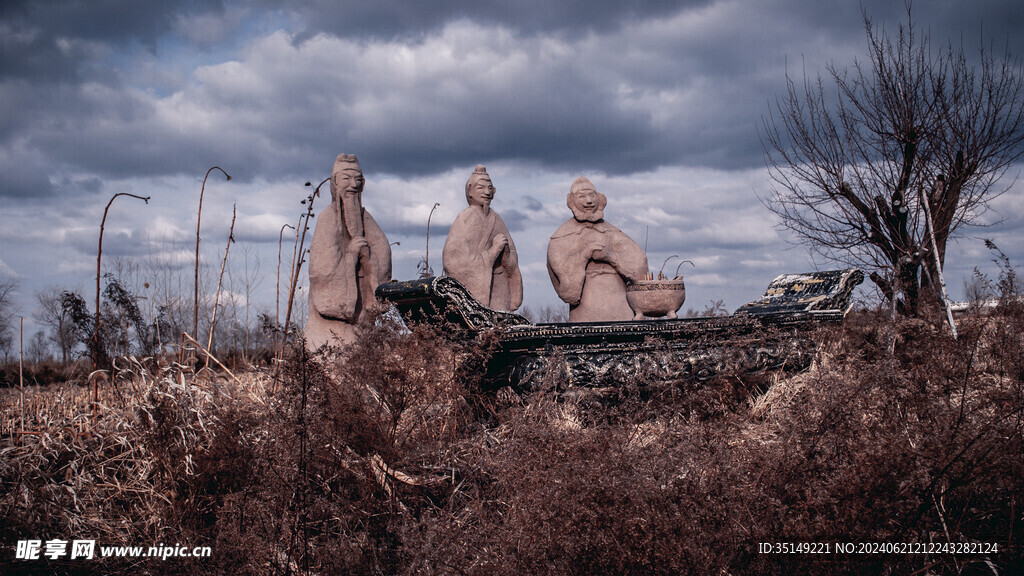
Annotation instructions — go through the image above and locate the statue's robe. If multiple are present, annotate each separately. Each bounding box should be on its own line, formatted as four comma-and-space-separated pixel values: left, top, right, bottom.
547, 219, 647, 322
443, 205, 523, 311
306, 201, 391, 349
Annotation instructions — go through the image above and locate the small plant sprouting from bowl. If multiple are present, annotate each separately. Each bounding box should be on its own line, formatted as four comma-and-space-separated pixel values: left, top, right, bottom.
640, 255, 694, 281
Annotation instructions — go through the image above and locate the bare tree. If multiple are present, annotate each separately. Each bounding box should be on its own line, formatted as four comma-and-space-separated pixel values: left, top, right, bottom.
34, 286, 78, 364
519, 304, 568, 324
0, 279, 18, 363
27, 330, 50, 364
146, 234, 199, 355
762, 8, 1024, 316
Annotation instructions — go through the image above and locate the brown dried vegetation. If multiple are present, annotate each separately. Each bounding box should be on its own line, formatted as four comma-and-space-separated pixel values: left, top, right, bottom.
2, 303, 1023, 575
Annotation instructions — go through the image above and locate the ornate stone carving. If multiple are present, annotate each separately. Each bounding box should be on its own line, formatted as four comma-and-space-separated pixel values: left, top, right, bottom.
306, 154, 392, 349
626, 279, 687, 319
733, 269, 865, 317
442, 165, 523, 311
376, 276, 531, 332
547, 177, 648, 322
377, 268, 864, 390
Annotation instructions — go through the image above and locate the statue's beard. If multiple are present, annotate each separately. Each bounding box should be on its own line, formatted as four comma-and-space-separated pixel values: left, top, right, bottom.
570, 205, 604, 223
341, 193, 364, 238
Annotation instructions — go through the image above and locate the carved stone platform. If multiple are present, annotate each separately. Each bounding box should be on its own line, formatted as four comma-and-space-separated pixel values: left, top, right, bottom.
376, 269, 864, 390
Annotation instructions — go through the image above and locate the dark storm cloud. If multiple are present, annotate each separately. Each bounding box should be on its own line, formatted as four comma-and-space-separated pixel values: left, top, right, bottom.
2, 0, 1023, 331
351, 94, 659, 176
276, 0, 710, 40
4, 0, 1024, 196
0, 147, 55, 198
0, 0, 226, 82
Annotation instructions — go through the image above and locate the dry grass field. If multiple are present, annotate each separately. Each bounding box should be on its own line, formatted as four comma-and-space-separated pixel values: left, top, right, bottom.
2, 307, 1023, 575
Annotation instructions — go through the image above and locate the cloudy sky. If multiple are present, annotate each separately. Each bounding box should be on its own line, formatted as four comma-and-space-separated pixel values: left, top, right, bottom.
2, 0, 1023, 333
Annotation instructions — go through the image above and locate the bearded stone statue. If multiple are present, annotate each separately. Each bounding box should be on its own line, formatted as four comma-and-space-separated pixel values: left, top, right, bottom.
306, 154, 392, 349
547, 177, 647, 322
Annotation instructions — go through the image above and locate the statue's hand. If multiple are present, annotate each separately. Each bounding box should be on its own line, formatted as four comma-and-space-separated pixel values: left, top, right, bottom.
346, 236, 369, 258
587, 242, 607, 262
490, 233, 509, 260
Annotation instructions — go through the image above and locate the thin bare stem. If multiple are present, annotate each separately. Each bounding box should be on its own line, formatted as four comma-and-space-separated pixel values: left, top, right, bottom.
95, 192, 150, 369
193, 166, 231, 352
182, 331, 244, 388
19, 317, 24, 433
284, 178, 328, 348
207, 202, 237, 356
674, 260, 695, 278
424, 202, 440, 278
919, 184, 958, 339
276, 223, 296, 364
659, 255, 679, 279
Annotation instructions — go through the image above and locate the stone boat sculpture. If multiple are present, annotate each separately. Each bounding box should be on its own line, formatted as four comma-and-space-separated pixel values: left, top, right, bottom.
376, 269, 864, 390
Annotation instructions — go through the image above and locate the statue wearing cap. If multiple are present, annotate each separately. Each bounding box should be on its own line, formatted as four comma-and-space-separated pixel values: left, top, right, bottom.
547, 177, 647, 322
442, 165, 523, 311
307, 154, 392, 349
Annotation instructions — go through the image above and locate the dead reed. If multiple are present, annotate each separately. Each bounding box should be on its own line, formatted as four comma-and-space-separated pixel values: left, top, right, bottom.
2, 305, 1022, 575
1, 356, 269, 573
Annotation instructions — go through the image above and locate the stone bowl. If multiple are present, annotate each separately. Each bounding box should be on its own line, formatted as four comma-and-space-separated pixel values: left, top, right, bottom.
626, 278, 686, 320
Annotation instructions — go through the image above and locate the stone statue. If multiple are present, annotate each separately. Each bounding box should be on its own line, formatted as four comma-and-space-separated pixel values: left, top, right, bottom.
307, 154, 392, 349
442, 165, 523, 311
547, 176, 648, 322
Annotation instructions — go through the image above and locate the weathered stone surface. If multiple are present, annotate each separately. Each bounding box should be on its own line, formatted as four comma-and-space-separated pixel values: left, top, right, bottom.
547, 177, 648, 322
376, 276, 531, 332
377, 268, 864, 390
733, 269, 865, 316
307, 154, 392, 349
626, 279, 687, 319
442, 165, 523, 311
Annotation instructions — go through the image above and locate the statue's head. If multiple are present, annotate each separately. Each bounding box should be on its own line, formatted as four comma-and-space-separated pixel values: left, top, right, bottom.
331, 154, 364, 202
465, 164, 495, 209
567, 176, 606, 223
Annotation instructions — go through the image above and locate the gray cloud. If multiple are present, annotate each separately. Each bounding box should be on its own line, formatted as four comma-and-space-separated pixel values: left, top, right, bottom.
2, 0, 1023, 331
0, 1, 227, 82
274, 0, 711, 40
5, 0, 1023, 197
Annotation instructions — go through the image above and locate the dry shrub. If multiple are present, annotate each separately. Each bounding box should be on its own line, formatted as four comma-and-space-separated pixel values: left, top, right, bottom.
204, 311, 491, 576
732, 308, 1024, 575
1, 360, 240, 575
3, 305, 1023, 575
0, 359, 87, 388
394, 308, 1024, 576
397, 409, 751, 575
